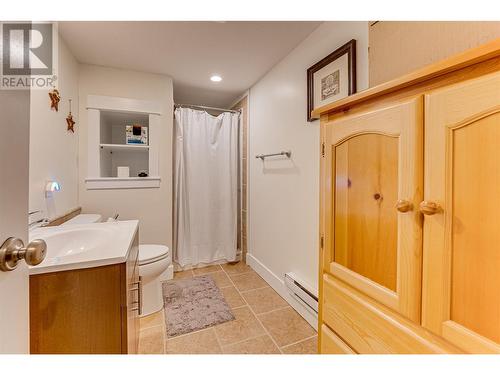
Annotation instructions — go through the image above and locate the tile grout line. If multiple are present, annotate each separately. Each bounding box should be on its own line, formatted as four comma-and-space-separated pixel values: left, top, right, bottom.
139, 322, 164, 332
218, 268, 269, 348
137, 321, 167, 354
238, 285, 271, 294
207, 267, 225, 353
139, 313, 166, 332
222, 267, 277, 352
210, 327, 225, 354
192, 264, 224, 276
255, 305, 291, 317
239, 291, 290, 317
227, 265, 318, 353
165, 324, 216, 341
221, 264, 284, 354
256, 305, 318, 352
139, 324, 164, 335
279, 333, 318, 351
162, 327, 166, 354
225, 269, 257, 277
222, 303, 269, 344
161, 307, 167, 354
244, 297, 284, 354
218, 333, 272, 351
171, 269, 195, 280
162, 322, 167, 354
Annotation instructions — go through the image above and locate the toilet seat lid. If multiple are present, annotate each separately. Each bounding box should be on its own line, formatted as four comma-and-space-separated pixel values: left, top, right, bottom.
139, 244, 170, 265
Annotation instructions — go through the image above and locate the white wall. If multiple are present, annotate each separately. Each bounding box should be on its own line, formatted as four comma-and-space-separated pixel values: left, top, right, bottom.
78, 65, 174, 246
247, 22, 369, 326
29, 36, 79, 219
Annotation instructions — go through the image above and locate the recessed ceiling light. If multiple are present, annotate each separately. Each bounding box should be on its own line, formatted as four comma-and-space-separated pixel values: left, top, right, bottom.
210, 75, 222, 82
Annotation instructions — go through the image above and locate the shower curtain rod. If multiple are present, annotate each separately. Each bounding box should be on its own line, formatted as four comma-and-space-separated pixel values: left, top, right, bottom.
174, 103, 241, 114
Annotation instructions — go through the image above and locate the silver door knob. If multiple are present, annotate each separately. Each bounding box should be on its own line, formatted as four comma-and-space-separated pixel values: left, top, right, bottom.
0, 237, 47, 272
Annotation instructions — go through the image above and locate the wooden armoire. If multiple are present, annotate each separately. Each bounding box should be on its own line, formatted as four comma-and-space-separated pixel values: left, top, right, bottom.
315, 39, 500, 354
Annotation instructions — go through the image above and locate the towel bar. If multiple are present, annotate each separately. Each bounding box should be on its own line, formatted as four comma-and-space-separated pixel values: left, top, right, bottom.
255, 151, 291, 160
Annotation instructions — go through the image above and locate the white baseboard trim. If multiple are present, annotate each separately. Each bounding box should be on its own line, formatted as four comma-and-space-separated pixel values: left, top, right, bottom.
246, 253, 318, 331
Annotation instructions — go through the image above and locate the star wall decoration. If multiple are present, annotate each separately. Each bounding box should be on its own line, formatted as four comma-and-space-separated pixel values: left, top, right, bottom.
66, 113, 75, 133
49, 89, 61, 111
66, 99, 75, 133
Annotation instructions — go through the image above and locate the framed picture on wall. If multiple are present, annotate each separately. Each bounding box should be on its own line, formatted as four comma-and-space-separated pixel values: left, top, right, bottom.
307, 39, 357, 122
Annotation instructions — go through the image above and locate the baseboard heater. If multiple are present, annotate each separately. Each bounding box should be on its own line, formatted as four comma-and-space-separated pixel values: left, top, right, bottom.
284, 272, 318, 314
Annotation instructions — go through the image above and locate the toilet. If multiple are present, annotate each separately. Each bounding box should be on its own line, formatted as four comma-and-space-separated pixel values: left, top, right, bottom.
138, 244, 173, 316
60, 213, 173, 316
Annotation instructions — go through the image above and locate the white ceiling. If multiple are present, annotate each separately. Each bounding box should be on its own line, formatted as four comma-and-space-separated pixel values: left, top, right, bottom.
59, 21, 321, 108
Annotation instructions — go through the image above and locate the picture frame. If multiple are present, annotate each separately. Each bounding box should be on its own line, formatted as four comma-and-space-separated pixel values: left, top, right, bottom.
307, 39, 357, 122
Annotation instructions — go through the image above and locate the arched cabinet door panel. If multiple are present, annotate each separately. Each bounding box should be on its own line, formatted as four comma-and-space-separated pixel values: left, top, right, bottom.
423, 71, 500, 353
322, 97, 423, 322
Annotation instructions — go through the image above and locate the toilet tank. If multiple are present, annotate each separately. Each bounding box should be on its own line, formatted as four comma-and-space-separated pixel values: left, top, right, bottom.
61, 214, 102, 226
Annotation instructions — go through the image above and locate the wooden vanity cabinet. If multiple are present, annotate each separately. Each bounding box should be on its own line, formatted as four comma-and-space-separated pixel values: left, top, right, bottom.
30, 233, 141, 354
317, 39, 500, 354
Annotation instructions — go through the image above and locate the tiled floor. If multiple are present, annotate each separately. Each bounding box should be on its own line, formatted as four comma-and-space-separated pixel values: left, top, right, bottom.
138, 262, 318, 354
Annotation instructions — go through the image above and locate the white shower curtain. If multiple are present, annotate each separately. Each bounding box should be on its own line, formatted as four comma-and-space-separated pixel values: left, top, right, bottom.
173, 107, 239, 267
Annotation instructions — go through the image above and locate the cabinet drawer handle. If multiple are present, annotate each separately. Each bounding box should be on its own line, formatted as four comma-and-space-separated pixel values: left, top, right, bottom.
137, 276, 143, 316
130, 280, 140, 287
396, 199, 412, 213
419, 201, 441, 215
130, 277, 143, 315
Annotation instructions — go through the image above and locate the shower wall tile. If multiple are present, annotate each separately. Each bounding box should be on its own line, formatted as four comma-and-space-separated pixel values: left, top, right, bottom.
232, 96, 248, 262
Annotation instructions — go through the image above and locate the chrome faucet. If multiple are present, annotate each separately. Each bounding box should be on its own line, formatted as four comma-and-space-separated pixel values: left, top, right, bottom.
29, 210, 49, 229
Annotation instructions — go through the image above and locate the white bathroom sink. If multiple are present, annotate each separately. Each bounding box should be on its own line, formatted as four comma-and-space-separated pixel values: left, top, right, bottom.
38, 227, 111, 258
29, 220, 138, 275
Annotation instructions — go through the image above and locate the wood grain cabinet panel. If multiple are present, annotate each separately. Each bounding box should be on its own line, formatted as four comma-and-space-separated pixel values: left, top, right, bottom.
30, 233, 140, 354
322, 97, 423, 322
320, 324, 356, 354
30, 264, 124, 354
422, 71, 500, 353
334, 134, 399, 291
322, 275, 461, 354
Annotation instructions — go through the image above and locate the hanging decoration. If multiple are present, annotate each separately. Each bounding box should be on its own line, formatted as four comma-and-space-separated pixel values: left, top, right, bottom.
49, 89, 61, 111
66, 99, 75, 133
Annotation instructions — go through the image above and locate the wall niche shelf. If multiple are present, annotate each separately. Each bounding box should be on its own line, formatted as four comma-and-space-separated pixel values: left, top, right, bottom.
99, 144, 150, 152
85, 177, 160, 190
86, 95, 161, 190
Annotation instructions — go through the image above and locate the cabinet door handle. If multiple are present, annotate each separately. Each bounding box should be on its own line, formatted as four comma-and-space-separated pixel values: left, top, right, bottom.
396, 199, 413, 213
419, 201, 441, 215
